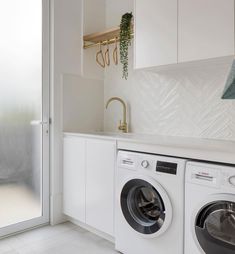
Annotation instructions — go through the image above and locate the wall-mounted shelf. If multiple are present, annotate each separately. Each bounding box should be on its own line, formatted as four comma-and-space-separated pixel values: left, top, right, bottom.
83, 26, 134, 49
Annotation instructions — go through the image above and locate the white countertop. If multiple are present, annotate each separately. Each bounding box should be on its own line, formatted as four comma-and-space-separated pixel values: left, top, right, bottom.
64, 131, 235, 165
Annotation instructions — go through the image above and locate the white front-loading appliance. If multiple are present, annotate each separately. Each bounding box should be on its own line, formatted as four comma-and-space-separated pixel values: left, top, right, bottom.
185, 161, 235, 254
115, 150, 187, 254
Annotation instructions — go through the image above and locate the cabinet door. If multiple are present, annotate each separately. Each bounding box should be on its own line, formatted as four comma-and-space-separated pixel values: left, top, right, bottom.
134, 0, 178, 69
86, 139, 116, 236
179, 0, 234, 62
63, 136, 86, 222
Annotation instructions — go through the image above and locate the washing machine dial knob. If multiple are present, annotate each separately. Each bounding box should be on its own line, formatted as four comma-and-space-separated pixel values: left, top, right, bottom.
141, 160, 149, 169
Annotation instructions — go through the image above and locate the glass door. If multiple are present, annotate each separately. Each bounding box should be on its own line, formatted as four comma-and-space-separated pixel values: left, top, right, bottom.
0, 0, 49, 236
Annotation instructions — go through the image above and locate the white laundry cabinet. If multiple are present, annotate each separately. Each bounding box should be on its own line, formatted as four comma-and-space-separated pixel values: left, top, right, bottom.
134, 0, 178, 69
63, 136, 86, 222
178, 0, 234, 62
134, 0, 234, 69
63, 135, 116, 237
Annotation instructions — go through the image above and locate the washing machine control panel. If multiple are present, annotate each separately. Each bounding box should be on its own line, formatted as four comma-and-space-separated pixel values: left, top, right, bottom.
139, 156, 178, 175
118, 150, 186, 177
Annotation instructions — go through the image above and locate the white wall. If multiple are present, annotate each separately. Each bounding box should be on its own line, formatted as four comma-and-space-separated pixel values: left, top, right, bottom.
63, 74, 104, 133
51, 0, 105, 224
62, 0, 106, 133
51, 0, 83, 224
83, 0, 105, 80
104, 0, 235, 141
105, 0, 133, 28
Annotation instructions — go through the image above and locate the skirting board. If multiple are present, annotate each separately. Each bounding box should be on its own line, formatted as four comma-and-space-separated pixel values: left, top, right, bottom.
66, 216, 115, 243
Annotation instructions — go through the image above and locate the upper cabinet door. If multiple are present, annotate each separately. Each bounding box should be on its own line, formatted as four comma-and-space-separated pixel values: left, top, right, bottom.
179, 0, 234, 62
134, 0, 178, 69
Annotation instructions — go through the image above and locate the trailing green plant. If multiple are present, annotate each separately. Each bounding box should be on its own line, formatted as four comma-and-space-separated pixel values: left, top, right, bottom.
120, 12, 133, 80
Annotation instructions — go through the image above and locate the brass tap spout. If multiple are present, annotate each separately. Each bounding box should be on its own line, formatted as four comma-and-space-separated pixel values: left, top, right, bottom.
106, 97, 128, 133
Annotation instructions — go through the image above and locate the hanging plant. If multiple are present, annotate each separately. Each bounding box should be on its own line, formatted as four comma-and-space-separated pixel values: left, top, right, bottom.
120, 12, 133, 80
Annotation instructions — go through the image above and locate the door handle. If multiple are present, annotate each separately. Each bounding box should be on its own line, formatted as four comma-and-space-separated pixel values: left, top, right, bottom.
30, 120, 48, 126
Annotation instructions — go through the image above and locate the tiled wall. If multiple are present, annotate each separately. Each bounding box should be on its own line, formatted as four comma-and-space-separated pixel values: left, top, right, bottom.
104, 51, 235, 141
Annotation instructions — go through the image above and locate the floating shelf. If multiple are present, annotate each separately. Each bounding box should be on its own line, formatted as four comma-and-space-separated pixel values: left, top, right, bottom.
84, 27, 120, 43
83, 26, 134, 49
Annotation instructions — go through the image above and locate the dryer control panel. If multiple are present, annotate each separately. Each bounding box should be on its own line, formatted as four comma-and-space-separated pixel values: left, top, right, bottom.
229, 176, 235, 186
186, 161, 235, 190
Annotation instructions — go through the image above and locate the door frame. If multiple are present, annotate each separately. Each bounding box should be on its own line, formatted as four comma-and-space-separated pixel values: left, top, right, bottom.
0, 0, 50, 237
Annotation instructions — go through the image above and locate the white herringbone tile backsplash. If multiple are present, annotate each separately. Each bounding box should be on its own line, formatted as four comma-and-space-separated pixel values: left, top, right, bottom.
104, 57, 235, 141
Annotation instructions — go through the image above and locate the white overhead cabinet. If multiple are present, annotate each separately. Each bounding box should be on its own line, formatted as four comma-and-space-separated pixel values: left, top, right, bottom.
134, 0, 234, 69
178, 0, 234, 62
134, 0, 178, 69
63, 136, 86, 222
63, 135, 116, 237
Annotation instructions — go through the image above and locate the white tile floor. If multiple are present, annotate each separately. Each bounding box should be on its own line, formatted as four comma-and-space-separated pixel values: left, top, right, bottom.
0, 222, 117, 254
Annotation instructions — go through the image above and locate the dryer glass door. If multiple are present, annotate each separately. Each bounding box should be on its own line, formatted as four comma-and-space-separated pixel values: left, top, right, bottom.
195, 201, 235, 254
120, 179, 166, 235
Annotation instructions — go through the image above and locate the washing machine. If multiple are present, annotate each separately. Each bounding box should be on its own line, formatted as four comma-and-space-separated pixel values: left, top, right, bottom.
115, 150, 187, 254
185, 161, 235, 254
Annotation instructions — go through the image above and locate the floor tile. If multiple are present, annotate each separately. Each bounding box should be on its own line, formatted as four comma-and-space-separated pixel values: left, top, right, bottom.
0, 222, 117, 254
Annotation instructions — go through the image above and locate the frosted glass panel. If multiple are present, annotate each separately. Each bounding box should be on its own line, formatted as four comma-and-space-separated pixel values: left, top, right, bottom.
0, 0, 42, 228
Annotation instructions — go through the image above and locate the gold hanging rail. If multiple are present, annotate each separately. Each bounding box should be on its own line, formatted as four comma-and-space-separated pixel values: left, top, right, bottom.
84, 37, 120, 49
83, 26, 134, 49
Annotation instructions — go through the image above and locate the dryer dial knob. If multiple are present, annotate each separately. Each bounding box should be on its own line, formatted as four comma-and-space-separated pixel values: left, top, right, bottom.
229, 176, 235, 187
141, 160, 149, 169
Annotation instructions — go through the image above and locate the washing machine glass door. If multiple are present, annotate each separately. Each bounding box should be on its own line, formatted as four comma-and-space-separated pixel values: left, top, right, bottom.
120, 178, 168, 235
195, 201, 235, 254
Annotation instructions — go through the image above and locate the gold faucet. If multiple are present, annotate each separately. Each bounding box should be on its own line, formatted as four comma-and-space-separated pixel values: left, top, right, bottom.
105, 97, 128, 133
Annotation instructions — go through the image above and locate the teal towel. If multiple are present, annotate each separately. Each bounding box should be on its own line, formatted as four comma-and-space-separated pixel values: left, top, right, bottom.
222, 60, 235, 99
